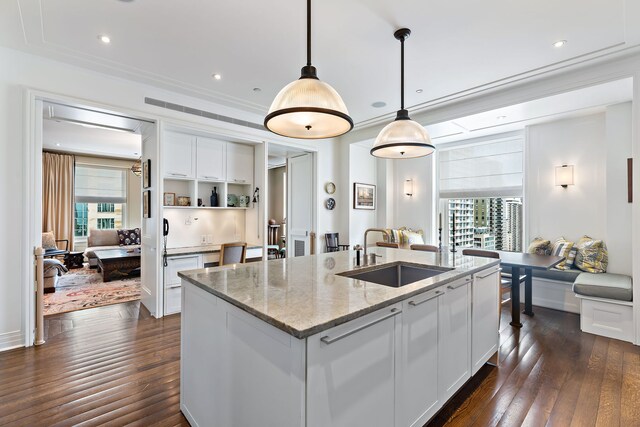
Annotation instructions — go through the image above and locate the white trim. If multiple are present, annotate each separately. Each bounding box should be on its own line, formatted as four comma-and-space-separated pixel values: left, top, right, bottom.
575, 294, 634, 307
0, 330, 25, 352
521, 278, 581, 314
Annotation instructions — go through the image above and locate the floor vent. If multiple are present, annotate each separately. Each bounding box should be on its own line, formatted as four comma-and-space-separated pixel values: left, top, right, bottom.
144, 97, 264, 131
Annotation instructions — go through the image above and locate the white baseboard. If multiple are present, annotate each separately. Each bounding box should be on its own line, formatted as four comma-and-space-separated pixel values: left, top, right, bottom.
0, 330, 25, 352
519, 278, 580, 314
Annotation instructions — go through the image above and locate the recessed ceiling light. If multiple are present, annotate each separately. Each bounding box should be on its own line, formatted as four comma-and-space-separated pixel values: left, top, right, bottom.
212, 73, 222, 80
253, 87, 261, 92
98, 34, 111, 44
416, 89, 423, 93
371, 101, 386, 108
496, 115, 507, 120
553, 40, 567, 48
55, 143, 61, 147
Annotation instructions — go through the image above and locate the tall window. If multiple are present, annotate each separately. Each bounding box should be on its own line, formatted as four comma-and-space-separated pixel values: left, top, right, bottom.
74, 165, 127, 238
447, 197, 523, 252
440, 135, 524, 252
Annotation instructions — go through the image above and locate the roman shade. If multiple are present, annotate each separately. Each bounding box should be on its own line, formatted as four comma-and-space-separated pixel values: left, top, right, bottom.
439, 136, 524, 198
75, 165, 127, 204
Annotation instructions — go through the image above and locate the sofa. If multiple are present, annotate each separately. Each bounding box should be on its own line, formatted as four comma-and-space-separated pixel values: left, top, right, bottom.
84, 228, 141, 267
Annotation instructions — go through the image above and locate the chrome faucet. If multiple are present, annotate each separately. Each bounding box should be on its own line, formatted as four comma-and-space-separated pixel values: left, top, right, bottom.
364, 228, 390, 262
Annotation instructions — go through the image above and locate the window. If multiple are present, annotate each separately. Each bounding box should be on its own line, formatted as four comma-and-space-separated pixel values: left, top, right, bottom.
97, 218, 115, 229
74, 165, 127, 239
447, 197, 523, 252
97, 203, 115, 213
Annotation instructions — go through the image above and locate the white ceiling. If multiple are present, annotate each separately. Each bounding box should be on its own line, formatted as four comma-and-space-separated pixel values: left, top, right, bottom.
43, 120, 142, 159
2, 0, 639, 126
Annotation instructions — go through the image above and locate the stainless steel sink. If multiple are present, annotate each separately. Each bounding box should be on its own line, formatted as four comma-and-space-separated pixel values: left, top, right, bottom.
337, 262, 454, 288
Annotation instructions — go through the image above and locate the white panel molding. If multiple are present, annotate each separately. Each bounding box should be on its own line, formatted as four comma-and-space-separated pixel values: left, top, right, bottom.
521, 280, 581, 314
0, 330, 25, 352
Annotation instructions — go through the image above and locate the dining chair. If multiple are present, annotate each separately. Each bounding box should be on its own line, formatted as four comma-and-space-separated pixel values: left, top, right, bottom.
376, 242, 399, 248
219, 242, 247, 266
410, 244, 438, 252
325, 233, 350, 253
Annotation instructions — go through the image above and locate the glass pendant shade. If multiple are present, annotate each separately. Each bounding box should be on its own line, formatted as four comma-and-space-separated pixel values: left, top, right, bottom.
371, 112, 434, 159
265, 75, 353, 139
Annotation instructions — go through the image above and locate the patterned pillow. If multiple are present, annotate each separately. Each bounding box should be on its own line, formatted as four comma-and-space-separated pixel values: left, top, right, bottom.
402, 230, 425, 245
550, 237, 575, 270
117, 228, 141, 246
564, 247, 578, 270
42, 231, 57, 250
574, 235, 608, 273
527, 237, 551, 256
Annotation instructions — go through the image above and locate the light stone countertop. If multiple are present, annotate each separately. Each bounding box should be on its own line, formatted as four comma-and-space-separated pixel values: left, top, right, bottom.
166, 243, 262, 256
178, 248, 500, 339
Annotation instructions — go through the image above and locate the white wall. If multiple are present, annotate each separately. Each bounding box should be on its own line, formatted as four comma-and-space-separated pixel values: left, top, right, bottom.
0, 46, 345, 351
526, 106, 632, 275
348, 144, 377, 247
392, 156, 437, 244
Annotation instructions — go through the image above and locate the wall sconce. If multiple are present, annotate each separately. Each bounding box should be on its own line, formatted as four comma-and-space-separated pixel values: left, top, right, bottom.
404, 179, 414, 196
555, 165, 574, 188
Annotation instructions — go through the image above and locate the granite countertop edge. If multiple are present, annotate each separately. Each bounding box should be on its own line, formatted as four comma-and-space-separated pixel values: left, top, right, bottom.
166, 243, 261, 256
178, 258, 500, 339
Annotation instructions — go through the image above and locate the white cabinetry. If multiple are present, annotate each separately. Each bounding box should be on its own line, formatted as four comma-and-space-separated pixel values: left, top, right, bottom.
471, 267, 500, 374
439, 276, 472, 401
400, 288, 442, 427
164, 254, 201, 315
227, 142, 254, 184
163, 132, 196, 179
307, 304, 402, 427
196, 137, 226, 181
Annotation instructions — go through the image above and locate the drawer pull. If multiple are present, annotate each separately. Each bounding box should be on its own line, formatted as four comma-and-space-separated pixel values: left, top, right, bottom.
203, 175, 220, 180
476, 269, 499, 279
169, 172, 187, 177
447, 279, 470, 290
320, 308, 401, 345
409, 290, 443, 307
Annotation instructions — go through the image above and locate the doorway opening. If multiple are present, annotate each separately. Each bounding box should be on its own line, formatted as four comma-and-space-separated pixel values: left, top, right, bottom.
267, 143, 314, 258
37, 100, 153, 325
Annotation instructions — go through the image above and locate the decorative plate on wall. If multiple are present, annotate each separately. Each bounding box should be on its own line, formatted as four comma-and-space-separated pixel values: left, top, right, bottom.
325, 182, 336, 194
325, 197, 336, 210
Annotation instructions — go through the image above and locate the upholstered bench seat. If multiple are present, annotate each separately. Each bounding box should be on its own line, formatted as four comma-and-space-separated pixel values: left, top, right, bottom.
532, 268, 581, 283
573, 272, 633, 302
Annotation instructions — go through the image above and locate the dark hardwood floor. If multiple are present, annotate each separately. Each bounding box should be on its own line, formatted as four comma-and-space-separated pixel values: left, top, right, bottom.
1, 301, 639, 426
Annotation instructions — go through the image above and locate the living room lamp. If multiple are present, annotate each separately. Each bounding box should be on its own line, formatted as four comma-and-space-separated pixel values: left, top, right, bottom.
264, 0, 353, 139
555, 164, 574, 188
371, 28, 435, 159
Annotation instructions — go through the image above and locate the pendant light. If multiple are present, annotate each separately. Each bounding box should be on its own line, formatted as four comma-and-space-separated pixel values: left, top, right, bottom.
371, 28, 434, 159
264, 0, 353, 139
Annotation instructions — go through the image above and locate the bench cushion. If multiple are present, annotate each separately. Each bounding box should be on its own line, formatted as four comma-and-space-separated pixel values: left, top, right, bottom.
573, 272, 632, 302
531, 268, 581, 283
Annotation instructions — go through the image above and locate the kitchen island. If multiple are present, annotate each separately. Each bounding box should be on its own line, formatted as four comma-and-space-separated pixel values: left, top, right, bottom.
178, 248, 501, 427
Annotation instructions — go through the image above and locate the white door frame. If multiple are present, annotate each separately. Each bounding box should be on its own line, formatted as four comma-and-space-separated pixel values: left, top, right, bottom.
286, 153, 316, 257
22, 88, 160, 347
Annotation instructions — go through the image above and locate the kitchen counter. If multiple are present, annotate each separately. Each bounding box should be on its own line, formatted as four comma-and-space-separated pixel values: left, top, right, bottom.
166, 243, 262, 256
178, 247, 499, 339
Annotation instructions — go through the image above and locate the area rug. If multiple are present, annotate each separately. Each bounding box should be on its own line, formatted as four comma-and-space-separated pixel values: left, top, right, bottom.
44, 265, 141, 315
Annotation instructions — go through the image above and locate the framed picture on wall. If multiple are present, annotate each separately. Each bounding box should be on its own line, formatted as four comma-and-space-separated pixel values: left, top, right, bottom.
353, 182, 376, 210
143, 190, 151, 218
142, 159, 151, 189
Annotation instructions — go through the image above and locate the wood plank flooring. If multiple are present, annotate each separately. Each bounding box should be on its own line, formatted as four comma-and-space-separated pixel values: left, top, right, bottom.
0, 301, 639, 426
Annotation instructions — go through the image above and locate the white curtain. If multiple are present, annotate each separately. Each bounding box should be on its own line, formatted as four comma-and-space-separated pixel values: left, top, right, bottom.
439, 136, 524, 198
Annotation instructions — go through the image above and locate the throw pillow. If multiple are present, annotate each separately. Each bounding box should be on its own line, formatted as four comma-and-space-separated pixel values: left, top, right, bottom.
564, 247, 578, 270
402, 230, 425, 245
550, 237, 575, 270
574, 235, 608, 273
527, 237, 551, 256
42, 231, 57, 250
117, 228, 141, 246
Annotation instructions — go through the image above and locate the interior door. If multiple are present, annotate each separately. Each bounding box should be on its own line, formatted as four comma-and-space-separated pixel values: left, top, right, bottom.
140, 121, 161, 316
287, 153, 313, 257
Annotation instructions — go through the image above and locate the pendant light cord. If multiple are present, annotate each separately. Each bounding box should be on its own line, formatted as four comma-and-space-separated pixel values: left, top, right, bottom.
307, 0, 312, 66
400, 35, 405, 110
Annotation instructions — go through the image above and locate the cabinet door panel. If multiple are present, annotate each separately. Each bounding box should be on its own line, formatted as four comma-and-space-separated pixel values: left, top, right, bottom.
197, 137, 226, 181
472, 268, 500, 374
165, 255, 201, 286
307, 305, 401, 427
164, 132, 195, 178
439, 277, 471, 402
401, 289, 442, 427
226, 143, 253, 183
